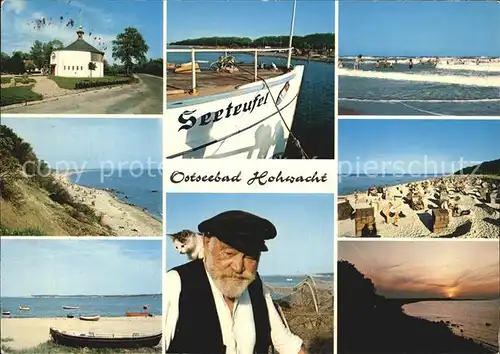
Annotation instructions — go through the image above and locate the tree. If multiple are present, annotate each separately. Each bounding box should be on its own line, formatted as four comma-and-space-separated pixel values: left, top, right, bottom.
30, 39, 64, 73
8, 52, 26, 74
88, 62, 96, 81
112, 27, 149, 75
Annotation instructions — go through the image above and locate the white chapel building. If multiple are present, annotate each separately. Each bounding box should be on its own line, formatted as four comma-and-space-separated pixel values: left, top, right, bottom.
50, 26, 105, 78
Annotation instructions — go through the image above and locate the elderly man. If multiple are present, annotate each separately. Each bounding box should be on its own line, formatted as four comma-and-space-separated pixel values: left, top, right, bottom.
165, 210, 306, 354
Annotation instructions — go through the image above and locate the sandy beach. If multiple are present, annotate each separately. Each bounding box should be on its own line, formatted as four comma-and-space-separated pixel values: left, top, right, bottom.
54, 172, 162, 237
0, 317, 161, 350
338, 175, 500, 238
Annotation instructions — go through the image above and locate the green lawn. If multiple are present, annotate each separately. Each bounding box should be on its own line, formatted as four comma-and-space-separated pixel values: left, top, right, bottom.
50, 75, 134, 89
0, 340, 161, 354
1, 77, 12, 84
0, 86, 42, 107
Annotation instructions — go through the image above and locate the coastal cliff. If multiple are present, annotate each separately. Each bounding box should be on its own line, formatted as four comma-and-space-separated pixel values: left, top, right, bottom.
0, 125, 112, 236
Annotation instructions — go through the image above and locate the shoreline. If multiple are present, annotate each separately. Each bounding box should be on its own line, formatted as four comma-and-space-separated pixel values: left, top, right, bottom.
167, 46, 334, 64
337, 174, 500, 238
338, 106, 362, 115
0, 317, 162, 350
54, 172, 162, 236
398, 300, 499, 350
259, 52, 334, 64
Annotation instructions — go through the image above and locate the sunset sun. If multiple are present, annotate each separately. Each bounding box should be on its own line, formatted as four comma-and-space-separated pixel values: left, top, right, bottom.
446, 288, 457, 298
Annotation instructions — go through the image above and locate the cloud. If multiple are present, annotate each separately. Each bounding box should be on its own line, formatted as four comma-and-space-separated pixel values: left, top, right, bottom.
1, 1, 117, 63
3, 0, 27, 14
0, 240, 162, 297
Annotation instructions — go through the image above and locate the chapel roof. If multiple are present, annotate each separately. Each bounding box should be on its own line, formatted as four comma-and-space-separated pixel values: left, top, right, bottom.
60, 26, 105, 55
63, 39, 104, 55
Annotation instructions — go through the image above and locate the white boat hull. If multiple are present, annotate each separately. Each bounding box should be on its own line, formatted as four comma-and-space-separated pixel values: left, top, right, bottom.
166, 65, 305, 159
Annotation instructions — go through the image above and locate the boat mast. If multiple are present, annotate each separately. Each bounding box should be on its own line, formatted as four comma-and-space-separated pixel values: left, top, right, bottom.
287, 0, 297, 69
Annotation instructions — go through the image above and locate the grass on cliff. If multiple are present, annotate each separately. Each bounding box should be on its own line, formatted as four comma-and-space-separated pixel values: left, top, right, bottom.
1, 339, 160, 354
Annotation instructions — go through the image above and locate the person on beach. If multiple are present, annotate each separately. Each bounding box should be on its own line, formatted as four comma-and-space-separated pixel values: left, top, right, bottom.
408, 59, 413, 70
164, 210, 306, 354
354, 55, 362, 70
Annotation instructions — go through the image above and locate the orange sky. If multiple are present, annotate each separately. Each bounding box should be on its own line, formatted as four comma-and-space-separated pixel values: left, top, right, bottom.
339, 241, 499, 299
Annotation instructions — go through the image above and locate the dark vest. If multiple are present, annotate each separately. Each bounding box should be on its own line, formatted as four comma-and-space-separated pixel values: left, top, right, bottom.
166, 259, 271, 354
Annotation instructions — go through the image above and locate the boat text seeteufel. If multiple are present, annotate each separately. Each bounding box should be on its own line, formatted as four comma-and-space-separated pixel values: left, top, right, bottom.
177, 92, 270, 132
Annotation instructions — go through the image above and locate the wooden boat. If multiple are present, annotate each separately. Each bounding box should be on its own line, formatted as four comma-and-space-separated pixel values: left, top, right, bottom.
79, 315, 100, 321
2, 311, 11, 316
165, 0, 306, 160
173, 62, 200, 73
19, 305, 30, 311
62, 306, 79, 310
49, 327, 162, 349
125, 312, 153, 317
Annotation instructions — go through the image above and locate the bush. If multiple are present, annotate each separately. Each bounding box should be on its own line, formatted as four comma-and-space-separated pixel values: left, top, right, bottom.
0, 178, 24, 207
0, 226, 46, 236
74, 79, 132, 89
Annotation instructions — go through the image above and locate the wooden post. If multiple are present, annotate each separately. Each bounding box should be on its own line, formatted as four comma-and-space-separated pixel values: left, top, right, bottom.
254, 50, 258, 82
191, 48, 196, 94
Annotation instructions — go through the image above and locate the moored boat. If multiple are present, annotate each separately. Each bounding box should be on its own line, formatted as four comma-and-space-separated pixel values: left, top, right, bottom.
67, 313, 75, 318
165, 0, 308, 159
79, 315, 100, 321
62, 306, 79, 309
49, 327, 162, 349
19, 305, 30, 311
2, 311, 11, 316
125, 312, 154, 317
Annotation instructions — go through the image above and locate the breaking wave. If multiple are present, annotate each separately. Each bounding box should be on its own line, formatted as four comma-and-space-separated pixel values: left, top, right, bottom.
338, 68, 500, 87
436, 63, 500, 72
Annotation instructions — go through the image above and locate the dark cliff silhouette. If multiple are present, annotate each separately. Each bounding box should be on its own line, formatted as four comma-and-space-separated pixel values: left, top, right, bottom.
337, 260, 495, 354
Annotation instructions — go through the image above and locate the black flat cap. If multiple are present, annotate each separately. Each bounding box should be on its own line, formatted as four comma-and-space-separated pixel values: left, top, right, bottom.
198, 210, 277, 256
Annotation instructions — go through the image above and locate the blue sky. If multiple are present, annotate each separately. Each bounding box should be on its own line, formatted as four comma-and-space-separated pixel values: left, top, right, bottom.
1, 0, 163, 63
2, 118, 162, 170
339, 120, 500, 175
340, 1, 500, 57
0, 240, 161, 297
167, 0, 334, 43
166, 193, 334, 275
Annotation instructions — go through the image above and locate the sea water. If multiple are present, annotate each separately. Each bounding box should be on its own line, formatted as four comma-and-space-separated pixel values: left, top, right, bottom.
339, 58, 500, 116
0, 295, 161, 318
338, 174, 448, 196
69, 169, 162, 220
403, 299, 500, 349
167, 49, 334, 159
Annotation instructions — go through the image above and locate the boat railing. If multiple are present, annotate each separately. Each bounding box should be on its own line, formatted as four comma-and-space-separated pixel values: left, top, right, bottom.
166, 47, 294, 94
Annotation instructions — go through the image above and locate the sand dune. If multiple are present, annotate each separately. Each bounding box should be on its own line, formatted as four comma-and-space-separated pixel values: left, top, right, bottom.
0, 317, 161, 350
54, 173, 162, 236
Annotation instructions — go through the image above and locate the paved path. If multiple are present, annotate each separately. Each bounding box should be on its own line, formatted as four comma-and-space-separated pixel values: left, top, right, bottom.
3, 74, 163, 114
